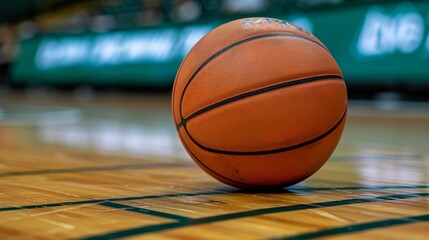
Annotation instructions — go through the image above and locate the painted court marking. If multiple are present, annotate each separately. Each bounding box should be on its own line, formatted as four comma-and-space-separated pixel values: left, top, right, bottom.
0, 163, 191, 177
1, 185, 428, 212
274, 214, 429, 240
0, 159, 427, 239
76, 192, 429, 239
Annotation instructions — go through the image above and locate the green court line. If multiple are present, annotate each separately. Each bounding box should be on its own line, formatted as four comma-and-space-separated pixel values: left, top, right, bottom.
0, 163, 190, 177
287, 185, 429, 192
99, 202, 191, 222
0, 191, 226, 212
0, 185, 428, 212
273, 213, 429, 240
77, 193, 429, 240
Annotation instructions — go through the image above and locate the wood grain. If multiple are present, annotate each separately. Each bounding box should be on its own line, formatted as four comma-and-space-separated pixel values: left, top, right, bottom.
0, 92, 428, 239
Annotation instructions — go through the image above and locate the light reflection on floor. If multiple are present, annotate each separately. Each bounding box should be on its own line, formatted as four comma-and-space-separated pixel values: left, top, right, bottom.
38, 120, 187, 158
0, 96, 428, 181
357, 160, 426, 186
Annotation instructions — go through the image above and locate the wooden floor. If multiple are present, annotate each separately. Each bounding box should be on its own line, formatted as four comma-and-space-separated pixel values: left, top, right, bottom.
0, 90, 428, 239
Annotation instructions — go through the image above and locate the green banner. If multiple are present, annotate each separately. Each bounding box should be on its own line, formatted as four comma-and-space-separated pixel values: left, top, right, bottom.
11, 1, 429, 86
12, 23, 217, 86
311, 1, 429, 84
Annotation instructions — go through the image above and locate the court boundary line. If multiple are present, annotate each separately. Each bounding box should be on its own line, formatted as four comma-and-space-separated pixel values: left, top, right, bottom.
0, 163, 191, 177
99, 202, 191, 222
272, 213, 429, 240
76, 193, 429, 240
1, 185, 428, 212
0, 191, 226, 212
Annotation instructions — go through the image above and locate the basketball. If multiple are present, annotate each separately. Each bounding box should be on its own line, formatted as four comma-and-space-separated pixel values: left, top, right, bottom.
4, 1, 429, 238
172, 17, 347, 188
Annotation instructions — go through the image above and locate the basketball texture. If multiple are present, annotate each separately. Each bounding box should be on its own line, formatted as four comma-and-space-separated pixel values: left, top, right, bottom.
172, 18, 347, 189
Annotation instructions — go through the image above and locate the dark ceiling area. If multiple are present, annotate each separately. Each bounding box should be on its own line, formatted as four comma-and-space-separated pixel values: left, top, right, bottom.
0, 0, 74, 23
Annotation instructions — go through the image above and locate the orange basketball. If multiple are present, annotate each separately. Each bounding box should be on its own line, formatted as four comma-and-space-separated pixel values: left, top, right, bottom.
172, 18, 347, 189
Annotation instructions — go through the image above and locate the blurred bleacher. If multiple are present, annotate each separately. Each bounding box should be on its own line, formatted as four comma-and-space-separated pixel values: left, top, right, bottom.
0, 0, 428, 101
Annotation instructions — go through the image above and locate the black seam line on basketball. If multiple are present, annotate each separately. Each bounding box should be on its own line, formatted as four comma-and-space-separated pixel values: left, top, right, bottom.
0, 163, 190, 177
176, 75, 343, 129
76, 193, 429, 240
181, 120, 323, 189
99, 202, 191, 222
181, 128, 309, 189
177, 129, 267, 188
187, 108, 346, 156
178, 32, 330, 121
1, 186, 428, 213
273, 214, 429, 240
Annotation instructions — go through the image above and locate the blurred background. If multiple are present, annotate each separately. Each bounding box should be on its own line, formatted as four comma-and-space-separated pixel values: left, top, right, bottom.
0, 0, 428, 158
0, 0, 428, 100
1, 2, 429, 239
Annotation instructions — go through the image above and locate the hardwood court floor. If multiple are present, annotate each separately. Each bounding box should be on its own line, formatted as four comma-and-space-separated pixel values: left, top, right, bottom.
0, 91, 428, 239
